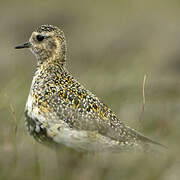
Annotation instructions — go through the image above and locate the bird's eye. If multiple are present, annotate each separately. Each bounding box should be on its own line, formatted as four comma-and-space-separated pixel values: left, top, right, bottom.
36, 35, 44, 42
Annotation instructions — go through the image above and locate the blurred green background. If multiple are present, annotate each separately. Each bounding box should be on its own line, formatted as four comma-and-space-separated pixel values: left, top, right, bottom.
1, 0, 180, 179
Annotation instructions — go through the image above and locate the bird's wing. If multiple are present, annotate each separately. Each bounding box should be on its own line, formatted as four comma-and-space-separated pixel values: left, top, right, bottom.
51, 81, 164, 148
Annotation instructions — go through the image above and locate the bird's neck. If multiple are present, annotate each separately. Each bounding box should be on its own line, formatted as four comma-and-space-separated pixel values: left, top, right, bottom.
36, 56, 67, 76
37, 56, 65, 68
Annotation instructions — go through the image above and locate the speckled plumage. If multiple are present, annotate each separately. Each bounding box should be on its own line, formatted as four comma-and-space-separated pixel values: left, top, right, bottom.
16, 25, 163, 152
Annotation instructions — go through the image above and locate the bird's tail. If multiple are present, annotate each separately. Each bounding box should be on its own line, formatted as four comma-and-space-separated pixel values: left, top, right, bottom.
128, 127, 167, 149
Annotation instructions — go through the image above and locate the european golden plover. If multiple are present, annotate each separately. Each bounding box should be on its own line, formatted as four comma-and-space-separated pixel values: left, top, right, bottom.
15, 24, 163, 152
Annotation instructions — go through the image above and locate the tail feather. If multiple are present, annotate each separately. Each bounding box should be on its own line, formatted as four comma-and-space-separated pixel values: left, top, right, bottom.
129, 127, 167, 149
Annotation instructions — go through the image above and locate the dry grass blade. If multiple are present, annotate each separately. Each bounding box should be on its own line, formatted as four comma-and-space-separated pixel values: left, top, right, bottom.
139, 74, 147, 127
9, 103, 18, 135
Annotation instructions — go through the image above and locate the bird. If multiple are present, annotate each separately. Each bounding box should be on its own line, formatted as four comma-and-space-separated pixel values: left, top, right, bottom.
15, 24, 164, 152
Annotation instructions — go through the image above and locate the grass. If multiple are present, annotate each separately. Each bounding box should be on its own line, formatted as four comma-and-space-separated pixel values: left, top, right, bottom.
1, 0, 180, 179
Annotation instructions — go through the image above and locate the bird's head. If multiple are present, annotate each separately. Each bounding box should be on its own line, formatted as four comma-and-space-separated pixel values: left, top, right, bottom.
15, 24, 67, 65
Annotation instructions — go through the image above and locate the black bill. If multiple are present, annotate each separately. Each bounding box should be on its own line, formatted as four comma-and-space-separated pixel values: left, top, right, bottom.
15, 42, 31, 49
